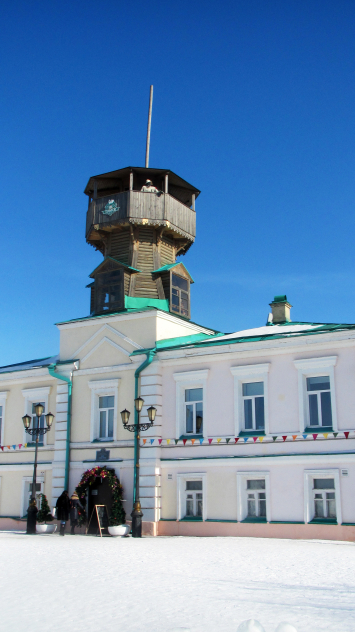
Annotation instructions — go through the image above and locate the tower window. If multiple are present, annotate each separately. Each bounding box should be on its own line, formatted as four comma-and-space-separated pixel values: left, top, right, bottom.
94, 269, 123, 314
171, 273, 190, 318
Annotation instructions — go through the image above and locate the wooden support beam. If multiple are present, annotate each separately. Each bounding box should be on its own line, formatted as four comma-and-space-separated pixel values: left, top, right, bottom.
129, 172, 133, 191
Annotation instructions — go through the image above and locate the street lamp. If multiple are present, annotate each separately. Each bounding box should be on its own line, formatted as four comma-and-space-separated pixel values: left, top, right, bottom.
121, 397, 157, 538
22, 403, 54, 534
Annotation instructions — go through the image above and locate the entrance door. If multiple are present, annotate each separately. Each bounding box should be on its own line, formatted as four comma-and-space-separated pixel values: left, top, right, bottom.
87, 472, 114, 535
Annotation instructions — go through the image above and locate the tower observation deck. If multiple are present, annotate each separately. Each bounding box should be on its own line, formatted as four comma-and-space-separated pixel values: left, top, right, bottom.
84, 166, 200, 320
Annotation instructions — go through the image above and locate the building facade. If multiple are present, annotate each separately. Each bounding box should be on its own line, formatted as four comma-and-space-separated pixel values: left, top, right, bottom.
0, 165, 355, 541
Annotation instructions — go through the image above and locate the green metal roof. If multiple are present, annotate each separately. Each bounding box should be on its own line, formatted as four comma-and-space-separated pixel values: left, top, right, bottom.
152, 262, 194, 283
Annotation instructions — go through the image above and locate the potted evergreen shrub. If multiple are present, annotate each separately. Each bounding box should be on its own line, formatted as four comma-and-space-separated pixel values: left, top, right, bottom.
36, 493, 57, 534
108, 489, 130, 537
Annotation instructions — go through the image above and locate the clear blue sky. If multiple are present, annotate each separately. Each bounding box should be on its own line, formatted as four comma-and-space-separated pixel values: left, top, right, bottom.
1, 0, 355, 365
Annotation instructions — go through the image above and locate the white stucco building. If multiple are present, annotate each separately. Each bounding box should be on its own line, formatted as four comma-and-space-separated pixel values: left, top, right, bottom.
0, 165, 354, 541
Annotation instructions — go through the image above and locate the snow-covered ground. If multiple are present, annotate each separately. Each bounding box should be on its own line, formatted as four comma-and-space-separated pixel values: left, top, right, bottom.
1, 533, 354, 632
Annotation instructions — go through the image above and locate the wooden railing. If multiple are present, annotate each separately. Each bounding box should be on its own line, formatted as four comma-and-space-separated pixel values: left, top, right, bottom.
86, 191, 196, 240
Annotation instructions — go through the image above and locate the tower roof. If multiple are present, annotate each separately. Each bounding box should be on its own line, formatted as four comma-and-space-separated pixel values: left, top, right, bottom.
84, 166, 200, 206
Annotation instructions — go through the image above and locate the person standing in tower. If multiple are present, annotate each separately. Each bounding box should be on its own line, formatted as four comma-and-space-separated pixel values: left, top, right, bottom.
141, 179, 158, 193
56, 490, 70, 536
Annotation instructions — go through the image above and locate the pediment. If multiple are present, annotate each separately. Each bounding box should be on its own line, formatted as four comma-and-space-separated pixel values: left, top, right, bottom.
70, 324, 142, 361
80, 337, 132, 368
89, 256, 140, 278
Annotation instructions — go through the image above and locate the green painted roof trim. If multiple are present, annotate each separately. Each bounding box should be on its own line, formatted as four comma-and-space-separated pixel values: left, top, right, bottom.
155, 331, 219, 350
89, 256, 141, 277
152, 262, 194, 283
124, 297, 169, 312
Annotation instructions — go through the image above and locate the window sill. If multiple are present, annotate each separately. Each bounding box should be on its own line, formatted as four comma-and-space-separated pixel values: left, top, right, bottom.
92, 439, 114, 443
303, 427, 333, 434
179, 517, 203, 522
241, 517, 267, 523
179, 435, 203, 440
239, 431, 266, 437
309, 518, 337, 525
26, 442, 44, 447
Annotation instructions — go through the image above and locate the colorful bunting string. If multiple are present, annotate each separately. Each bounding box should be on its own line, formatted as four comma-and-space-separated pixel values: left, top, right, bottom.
138, 431, 354, 446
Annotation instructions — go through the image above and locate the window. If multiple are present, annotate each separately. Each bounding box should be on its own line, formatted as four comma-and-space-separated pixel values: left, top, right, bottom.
0, 392, 7, 445
99, 396, 114, 439
243, 382, 265, 431
174, 370, 209, 438
313, 479, 336, 520
22, 477, 44, 517
185, 480, 203, 519
21, 387, 51, 447
246, 479, 266, 518
307, 377, 332, 427
236, 472, 270, 522
304, 470, 341, 524
171, 273, 190, 318
94, 269, 123, 314
294, 357, 337, 433
177, 473, 207, 521
230, 364, 270, 436
88, 379, 120, 442
185, 388, 203, 435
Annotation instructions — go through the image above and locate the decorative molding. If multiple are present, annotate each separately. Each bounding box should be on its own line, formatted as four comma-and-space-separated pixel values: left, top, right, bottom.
71, 323, 142, 359
230, 363, 270, 377
81, 337, 131, 364
173, 369, 209, 382
294, 356, 337, 370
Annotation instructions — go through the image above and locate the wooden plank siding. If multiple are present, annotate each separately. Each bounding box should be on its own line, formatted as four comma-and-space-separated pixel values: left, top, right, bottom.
86, 191, 196, 244
109, 229, 131, 264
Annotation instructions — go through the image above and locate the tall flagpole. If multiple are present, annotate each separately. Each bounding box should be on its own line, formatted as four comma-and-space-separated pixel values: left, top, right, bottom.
145, 85, 153, 168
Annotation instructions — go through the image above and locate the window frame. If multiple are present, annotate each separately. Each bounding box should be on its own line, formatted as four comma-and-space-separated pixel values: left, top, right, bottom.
88, 379, 120, 442
173, 370, 209, 439
0, 391, 8, 446
236, 471, 270, 522
294, 357, 337, 433
177, 472, 207, 521
21, 387, 51, 447
94, 268, 124, 315
230, 364, 270, 436
184, 387, 204, 435
304, 469, 341, 524
170, 271, 190, 319
98, 395, 115, 440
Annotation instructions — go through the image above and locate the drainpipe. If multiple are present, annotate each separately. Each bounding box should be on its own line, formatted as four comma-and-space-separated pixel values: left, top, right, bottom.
133, 349, 156, 502
48, 364, 73, 492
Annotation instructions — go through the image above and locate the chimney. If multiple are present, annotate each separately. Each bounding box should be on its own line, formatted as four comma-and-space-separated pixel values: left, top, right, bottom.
269, 295, 292, 324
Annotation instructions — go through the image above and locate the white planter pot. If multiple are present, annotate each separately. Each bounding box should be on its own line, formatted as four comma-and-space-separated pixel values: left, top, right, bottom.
36, 524, 57, 534
108, 524, 130, 537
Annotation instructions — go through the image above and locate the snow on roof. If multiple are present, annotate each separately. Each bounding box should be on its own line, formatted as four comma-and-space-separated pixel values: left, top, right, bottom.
214, 323, 324, 342
0, 355, 59, 374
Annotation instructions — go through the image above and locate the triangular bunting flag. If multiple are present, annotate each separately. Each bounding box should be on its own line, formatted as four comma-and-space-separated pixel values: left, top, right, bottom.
302, 434, 307, 439
0, 446, 3, 451
292, 435, 297, 441
18, 444, 22, 449
217, 438, 222, 443
312, 434, 318, 440
183, 439, 187, 445
191, 439, 195, 445
150, 439, 154, 445
344, 431, 349, 439
24, 443, 27, 448
253, 437, 258, 443
12, 445, 16, 450
143, 439, 147, 444
7, 446, 10, 450
323, 433, 329, 439
282, 436, 287, 442
234, 438, 239, 443
259, 436, 264, 442
166, 439, 171, 445
208, 438, 213, 444
333, 432, 338, 438
226, 438, 231, 443
272, 436, 277, 442
243, 437, 248, 442
199, 438, 204, 444
158, 439, 162, 445
174, 439, 179, 445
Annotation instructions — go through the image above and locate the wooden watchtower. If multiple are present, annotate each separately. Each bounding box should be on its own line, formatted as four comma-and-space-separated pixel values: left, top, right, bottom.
85, 166, 200, 319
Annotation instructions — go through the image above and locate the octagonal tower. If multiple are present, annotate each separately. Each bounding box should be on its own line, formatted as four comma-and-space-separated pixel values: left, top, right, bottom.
85, 166, 200, 320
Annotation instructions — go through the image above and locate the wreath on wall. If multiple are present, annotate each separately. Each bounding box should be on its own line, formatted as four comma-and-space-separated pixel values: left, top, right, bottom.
75, 465, 126, 526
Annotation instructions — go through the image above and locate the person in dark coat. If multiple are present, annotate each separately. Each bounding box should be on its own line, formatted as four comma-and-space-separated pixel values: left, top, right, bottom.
27, 498, 38, 534
70, 491, 80, 535
56, 490, 70, 536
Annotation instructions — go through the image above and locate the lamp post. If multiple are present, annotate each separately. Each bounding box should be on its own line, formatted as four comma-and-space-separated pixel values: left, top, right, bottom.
22, 403, 54, 534
121, 397, 157, 537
